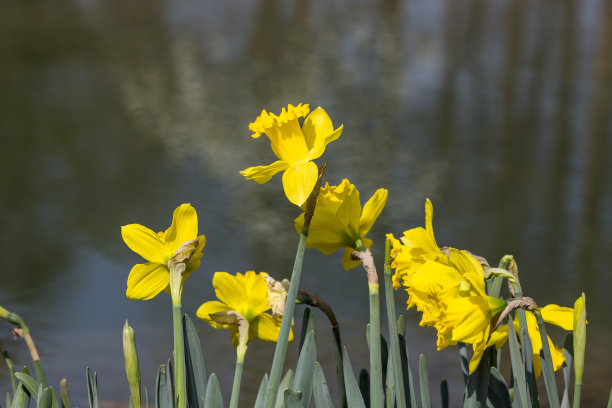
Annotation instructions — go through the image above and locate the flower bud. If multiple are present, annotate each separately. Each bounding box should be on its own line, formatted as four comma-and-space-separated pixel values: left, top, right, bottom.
123, 320, 141, 408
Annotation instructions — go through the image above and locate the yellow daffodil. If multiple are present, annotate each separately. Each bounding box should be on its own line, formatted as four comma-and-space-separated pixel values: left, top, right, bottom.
196, 271, 293, 346
487, 303, 574, 377
240, 103, 343, 206
121, 204, 206, 301
388, 199, 450, 289
294, 179, 388, 270
402, 249, 507, 372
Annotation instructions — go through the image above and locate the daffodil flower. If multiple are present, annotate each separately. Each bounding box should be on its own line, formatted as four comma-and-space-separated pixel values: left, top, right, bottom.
487, 303, 574, 377
294, 179, 388, 270
196, 271, 293, 347
402, 249, 507, 372
388, 198, 451, 289
240, 103, 343, 206
121, 204, 206, 301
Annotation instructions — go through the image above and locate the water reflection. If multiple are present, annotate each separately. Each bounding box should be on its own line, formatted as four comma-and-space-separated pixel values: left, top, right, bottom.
0, 0, 610, 406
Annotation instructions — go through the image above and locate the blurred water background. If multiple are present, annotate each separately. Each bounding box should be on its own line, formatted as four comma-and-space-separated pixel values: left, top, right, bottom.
1, 0, 611, 406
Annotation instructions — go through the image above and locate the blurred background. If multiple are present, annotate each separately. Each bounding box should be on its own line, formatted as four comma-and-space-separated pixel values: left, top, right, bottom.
1, 0, 611, 406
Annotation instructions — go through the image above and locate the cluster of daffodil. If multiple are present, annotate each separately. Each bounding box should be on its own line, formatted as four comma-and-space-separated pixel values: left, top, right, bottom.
0, 103, 593, 408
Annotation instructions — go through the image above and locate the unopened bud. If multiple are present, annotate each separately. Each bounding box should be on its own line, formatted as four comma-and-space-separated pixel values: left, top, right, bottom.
573, 293, 587, 383
123, 320, 141, 408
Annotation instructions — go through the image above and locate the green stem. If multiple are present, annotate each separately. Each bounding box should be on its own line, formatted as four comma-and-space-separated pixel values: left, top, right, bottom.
369, 282, 383, 408
264, 230, 308, 408
230, 342, 247, 408
172, 302, 186, 408
383, 239, 406, 408
573, 385, 581, 408
0, 342, 17, 394
533, 311, 560, 408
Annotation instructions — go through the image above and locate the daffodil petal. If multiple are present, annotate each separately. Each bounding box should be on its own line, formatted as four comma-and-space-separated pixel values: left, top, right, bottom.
121, 224, 170, 264
303, 107, 333, 158
424, 198, 437, 245
540, 304, 573, 331
165, 204, 199, 251
196, 301, 233, 329
359, 188, 388, 237
282, 161, 318, 206
341, 247, 362, 270
335, 182, 361, 239
240, 161, 289, 184
468, 341, 487, 373
240, 271, 271, 320
126, 262, 169, 300
213, 272, 246, 311
251, 313, 284, 342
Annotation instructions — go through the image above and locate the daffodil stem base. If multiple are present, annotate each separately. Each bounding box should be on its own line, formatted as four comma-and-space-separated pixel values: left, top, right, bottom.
264, 230, 308, 408
172, 303, 186, 408
368, 282, 383, 408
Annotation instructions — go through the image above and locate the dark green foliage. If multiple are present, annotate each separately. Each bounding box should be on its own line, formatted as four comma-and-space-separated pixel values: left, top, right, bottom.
183, 315, 207, 408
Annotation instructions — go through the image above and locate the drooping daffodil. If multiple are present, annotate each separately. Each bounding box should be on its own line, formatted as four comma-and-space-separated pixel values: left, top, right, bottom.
240, 103, 343, 206
196, 271, 293, 347
121, 203, 206, 302
294, 179, 388, 270
388, 198, 451, 289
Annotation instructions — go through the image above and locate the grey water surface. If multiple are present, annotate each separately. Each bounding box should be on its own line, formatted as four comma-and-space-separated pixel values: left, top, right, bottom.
1, 0, 611, 406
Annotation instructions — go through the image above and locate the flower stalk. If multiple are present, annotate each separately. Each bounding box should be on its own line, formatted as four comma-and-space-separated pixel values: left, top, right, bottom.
123, 320, 142, 408
230, 320, 249, 408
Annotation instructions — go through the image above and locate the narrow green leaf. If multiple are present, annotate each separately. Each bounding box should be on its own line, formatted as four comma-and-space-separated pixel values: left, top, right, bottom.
48, 386, 60, 408
313, 363, 335, 408
284, 390, 305, 408
183, 315, 207, 408
440, 379, 449, 408
508, 315, 530, 408
203, 374, 223, 408
275, 370, 294, 408
398, 334, 417, 408
145, 387, 150, 408
254, 374, 269, 408
385, 349, 395, 408
419, 355, 431, 408
606, 387, 612, 408
488, 367, 511, 408
38, 387, 52, 408
298, 308, 314, 353
156, 365, 173, 408
458, 342, 470, 385
533, 311, 560, 408
462, 351, 489, 408
358, 369, 369, 407
331, 327, 346, 408
342, 348, 366, 408
86, 367, 98, 408
292, 330, 316, 407
9, 384, 30, 408
515, 310, 538, 408
561, 335, 573, 408
14, 373, 39, 400
7, 390, 12, 408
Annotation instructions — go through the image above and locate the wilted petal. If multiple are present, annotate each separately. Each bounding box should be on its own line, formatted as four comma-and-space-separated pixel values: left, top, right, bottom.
240, 161, 289, 184
126, 262, 169, 300
359, 188, 388, 237
122, 224, 170, 264
282, 161, 318, 206
196, 301, 234, 329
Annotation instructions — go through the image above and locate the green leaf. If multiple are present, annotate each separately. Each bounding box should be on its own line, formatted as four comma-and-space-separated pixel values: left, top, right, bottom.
204, 374, 223, 408
254, 374, 269, 408
398, 334, 417, 408
155, 365, 173, 408
418, 355, 431, 408
9, 384, 30, 408
508, 315, 530, 408
298, 308, 315, 353
86, 367, 98, 408
292, 330, 316, 407
284, 390, 305, 408
385, 349, 395, 408
458, 342, 470, 384
14, 373, 39, 400
606, 387, 612, 408
313, 363, 335, 408
440, 379, 449, 408
275, 370, 294, 408
533, 311, 560, 408
515, 310, 538, 408
561, 335, 573, 408
48, 386, 60, 408
60, 378, 71, 408
38, 387, 52, 408
342, 348, 366, 408
183, 315, 207, 408
488, 367, 511, 408
331, 327, 346, 408
463, 349, 490, 408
